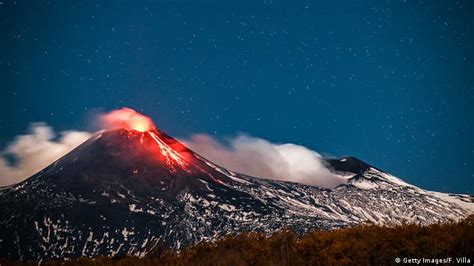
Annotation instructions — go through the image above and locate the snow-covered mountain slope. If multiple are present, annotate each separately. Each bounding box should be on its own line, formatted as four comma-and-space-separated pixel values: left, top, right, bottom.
0, 129, 472, 261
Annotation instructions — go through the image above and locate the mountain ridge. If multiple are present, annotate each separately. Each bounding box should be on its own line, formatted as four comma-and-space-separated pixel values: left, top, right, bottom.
0, 128, 472, 261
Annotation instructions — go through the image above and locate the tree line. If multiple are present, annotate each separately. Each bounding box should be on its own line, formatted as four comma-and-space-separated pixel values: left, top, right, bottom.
2, 215, 473, 266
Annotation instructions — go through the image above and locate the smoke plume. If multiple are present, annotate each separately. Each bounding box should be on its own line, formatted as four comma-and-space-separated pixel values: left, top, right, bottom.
99, 107, 155, 132
183, 134, 346, 188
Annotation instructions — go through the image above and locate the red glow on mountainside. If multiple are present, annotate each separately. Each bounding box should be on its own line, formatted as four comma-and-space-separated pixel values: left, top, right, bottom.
101, 108, 222, 183
101, 108, 155, 132
101, 108, 193, 172
147, 130, 189, 172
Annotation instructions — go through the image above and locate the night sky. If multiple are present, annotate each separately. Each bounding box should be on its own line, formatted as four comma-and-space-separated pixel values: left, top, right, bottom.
1, 1, 472, 194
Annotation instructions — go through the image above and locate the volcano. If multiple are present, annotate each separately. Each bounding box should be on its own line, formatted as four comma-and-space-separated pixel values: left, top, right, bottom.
0, 126, 473, 261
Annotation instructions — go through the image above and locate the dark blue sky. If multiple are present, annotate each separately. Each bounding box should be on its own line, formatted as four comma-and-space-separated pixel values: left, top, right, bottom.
1, 1, 472, 193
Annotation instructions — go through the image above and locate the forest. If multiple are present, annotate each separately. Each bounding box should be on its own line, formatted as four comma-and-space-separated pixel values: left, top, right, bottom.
2, 215, 473, 266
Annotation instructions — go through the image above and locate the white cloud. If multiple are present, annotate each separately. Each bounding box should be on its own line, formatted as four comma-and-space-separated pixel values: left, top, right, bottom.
0, 123, 92, 186
182, 134, 347, 188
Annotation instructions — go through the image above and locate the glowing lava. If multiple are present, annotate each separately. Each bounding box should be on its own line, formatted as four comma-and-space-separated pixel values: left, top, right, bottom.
147, 130, 189, 171
101, 108, 193, 172
101, 107, 155, 132
100, 108, 221, 180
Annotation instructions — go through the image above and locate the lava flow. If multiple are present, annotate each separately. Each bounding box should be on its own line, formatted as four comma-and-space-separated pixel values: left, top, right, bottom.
147, 130, 189, 171
101, 108, 190, 172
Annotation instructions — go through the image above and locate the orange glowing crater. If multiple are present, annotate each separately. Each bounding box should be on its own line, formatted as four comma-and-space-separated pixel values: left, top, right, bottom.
102, 107, 155, 132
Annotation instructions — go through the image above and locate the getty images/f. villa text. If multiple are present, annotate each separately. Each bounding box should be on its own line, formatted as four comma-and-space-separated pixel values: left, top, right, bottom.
402, 257, 471, 264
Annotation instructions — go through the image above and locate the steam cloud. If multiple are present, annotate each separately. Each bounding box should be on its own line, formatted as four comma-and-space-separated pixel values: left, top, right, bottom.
99, 107, 155, 132
0, 123, 92, 186
183, 134, 347, 188
1, 121, 346, 188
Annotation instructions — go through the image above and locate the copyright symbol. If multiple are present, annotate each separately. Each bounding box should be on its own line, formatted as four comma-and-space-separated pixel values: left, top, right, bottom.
395, 257, 401, 263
